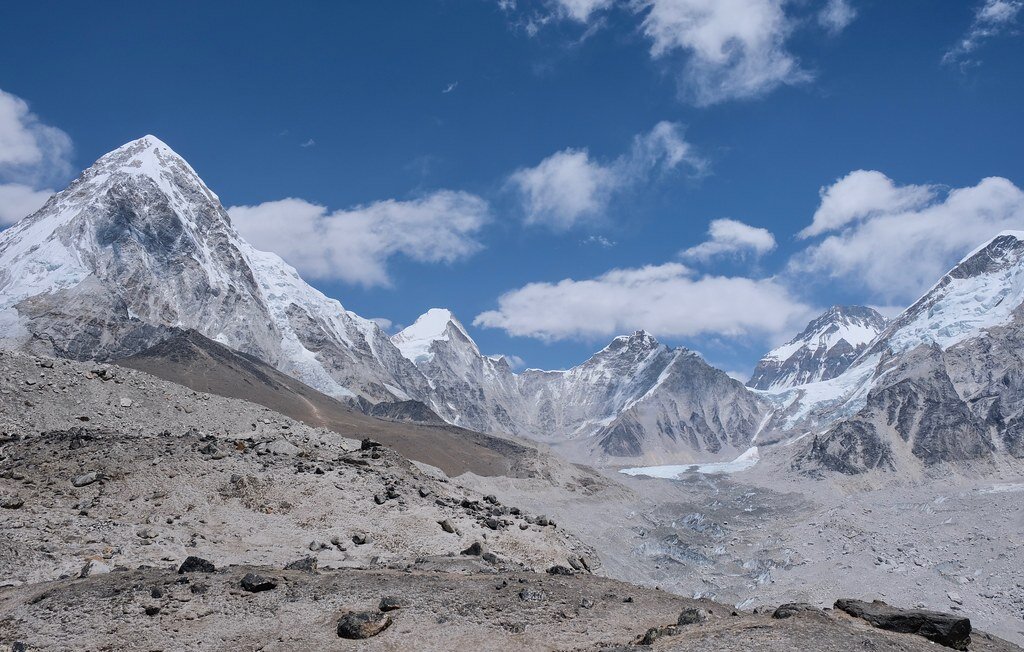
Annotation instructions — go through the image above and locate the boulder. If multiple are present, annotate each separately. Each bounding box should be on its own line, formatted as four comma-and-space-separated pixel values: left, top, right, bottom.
834, 599, 970, 650
677, 608, 709, 625
177, 556, 216, 574
0, 495, 24, 509
773, 603, 824, 619
336, 610, 392, 639
72, 472, 99, 487
379, 596, 404, 612
241, 573, 277, 592
284, 557, 319, 573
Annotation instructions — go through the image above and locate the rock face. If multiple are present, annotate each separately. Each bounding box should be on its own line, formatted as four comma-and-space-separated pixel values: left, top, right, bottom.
0, 136, 430, 404
789, 232, 1024, 473
834, 598, 972, 650
748, 306, 887, 390
392, 312, 772, 465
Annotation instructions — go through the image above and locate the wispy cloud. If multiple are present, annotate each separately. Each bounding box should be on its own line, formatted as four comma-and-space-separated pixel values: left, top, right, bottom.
507, 121, 703, 230
818, 0, 857, 35
442, 81, 459, 94
299, 138, 316, 148
505, 0, 855, 105
944, 0, 1023, 68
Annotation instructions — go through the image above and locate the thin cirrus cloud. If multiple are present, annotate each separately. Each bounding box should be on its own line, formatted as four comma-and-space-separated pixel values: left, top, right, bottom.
529, 0, 857, 106
680, 218, 776, 262
0, 87, 73, 225
791, 173, 1024, 303
507, 121, 703, 230
473, 262, 813, 343
943, 0, 1023, 68
228, 191, 490, 288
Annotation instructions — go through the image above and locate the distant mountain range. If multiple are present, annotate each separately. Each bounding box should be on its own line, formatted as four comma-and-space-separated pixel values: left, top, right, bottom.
2, 135, 1023, 474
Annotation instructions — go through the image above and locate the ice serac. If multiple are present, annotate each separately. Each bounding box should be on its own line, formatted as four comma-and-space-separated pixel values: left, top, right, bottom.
794, 232, 1024, 474
393, 317, 773, 465
0, 136, 431, 403
747, 305, 887, 390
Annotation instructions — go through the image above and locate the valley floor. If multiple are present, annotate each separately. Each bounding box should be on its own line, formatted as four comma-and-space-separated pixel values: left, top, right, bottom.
464, 455, 1024, 646
2, 349, 1022, 650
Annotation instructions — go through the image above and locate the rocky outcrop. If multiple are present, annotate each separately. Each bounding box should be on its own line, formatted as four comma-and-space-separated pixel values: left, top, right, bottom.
835, 598, 972, 650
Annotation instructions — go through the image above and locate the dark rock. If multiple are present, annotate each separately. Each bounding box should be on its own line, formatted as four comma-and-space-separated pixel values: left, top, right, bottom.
144, 605, 161, 616
460, 541, 484, 556
177, 556, 215, 574
241, 573, 277, 592
677, 607, 709, 625
418, 486, 431, 498
580, 597, 595, 609
484, 517, 500, 530
352, 532, 371, 546
0, 495, 24, 509
546, 565, 574, 576
379, 596, 403, 611
438, 519, 457, 534
638, 624, 679, 646
773, 602, 824, 619
150, 587, 163, 599
336, 610, 392, 639
360, 438, 383, 451
834, 598, 971, 650
284, 557, 319, 573
481, 552, 500, 564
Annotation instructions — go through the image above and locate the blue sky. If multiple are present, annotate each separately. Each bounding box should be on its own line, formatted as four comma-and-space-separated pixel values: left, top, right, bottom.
1, 0, 1023, 376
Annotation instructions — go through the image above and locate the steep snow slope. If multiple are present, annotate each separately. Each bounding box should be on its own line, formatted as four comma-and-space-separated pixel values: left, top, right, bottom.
0, 136, 430, 402
747, 306, 887, 390
789, 232, 1024, 473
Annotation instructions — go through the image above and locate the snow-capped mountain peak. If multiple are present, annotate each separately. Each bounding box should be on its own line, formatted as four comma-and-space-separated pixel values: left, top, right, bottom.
392, 308, 478, 364
748, 305, 887, 390
859, 231, 1024, 362
0, 135, 432, 404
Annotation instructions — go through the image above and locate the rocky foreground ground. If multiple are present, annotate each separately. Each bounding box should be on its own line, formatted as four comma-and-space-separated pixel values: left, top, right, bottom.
1, 349, 1022, 650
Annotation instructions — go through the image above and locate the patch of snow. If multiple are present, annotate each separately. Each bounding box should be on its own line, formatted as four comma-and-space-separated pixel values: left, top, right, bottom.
619, 446, 760, 479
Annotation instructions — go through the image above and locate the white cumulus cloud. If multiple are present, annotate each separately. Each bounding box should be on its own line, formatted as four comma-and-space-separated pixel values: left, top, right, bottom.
792, 174, 1024, 302
474, 262, 812, 342
797, 170, 937, 239
0, 183, 53, 226
680, 218, 776, 261
228, 191, 490, 288
0, 88, 72, 226
508, 121, 702, 230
